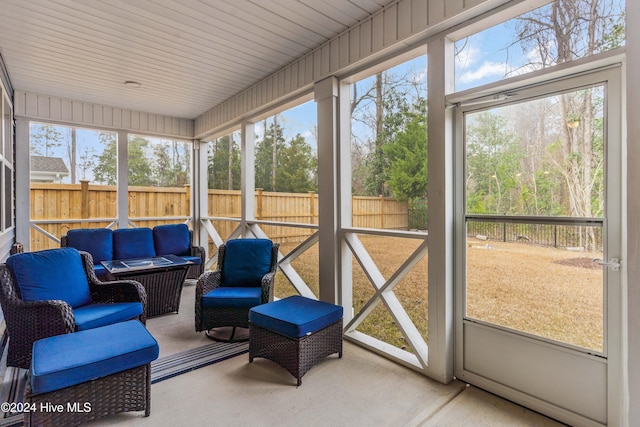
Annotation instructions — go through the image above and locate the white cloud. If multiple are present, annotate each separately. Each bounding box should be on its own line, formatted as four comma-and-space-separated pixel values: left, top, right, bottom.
454, 44, 481, 70
458, 61, 507, 84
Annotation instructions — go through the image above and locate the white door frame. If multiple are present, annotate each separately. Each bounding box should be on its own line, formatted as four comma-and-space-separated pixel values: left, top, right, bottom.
453, 64, 623, 427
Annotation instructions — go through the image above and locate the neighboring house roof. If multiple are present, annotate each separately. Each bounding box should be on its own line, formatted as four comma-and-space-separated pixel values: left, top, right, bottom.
31, 156, 69, 173
30, 156, 69, 182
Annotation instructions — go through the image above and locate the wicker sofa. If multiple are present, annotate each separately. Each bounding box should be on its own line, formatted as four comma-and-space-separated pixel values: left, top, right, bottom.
61, 224, 205, 280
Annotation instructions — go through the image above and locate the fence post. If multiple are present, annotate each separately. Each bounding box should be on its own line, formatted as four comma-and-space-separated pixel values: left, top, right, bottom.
380, 195, 385, 229
80, 180, 90, 219
503, 221, 507, 242
309, 191, 315, 224
256, 188, 263, 220
185, 185, 191, 217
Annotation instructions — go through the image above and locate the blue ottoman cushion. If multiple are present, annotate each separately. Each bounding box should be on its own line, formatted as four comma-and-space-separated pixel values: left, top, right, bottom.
249, 296, 343, 338
7, 248, 93, 308
73, 302, 144, 331
113, 228, 156, 260
30, 320, 159, 395
202, 287, 263, 309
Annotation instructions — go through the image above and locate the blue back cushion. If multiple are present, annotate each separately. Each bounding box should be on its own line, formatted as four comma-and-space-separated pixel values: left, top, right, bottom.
221, 239, 273, 287
7, 248, 92, 308
153, 224, 190, 256
66, 228, 113, 263
113, 228, 156, 260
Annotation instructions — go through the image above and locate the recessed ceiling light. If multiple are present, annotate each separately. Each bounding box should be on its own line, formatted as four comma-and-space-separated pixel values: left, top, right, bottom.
124, 81, 142, 88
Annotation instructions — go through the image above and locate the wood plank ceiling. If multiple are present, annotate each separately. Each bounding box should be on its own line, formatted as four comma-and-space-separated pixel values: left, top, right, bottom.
0, 0, 389, 119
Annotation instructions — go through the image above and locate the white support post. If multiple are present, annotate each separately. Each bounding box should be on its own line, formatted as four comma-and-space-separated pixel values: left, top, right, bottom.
14, 117, 30, 250
197, 140, 209, 255
426, 35, 455, 384
315, 77, 338, 304
116, 130, 128, 229
626, 2, 639, 425
338, 81, 353, 321
240, 121, 255, 238
190, 140, 199, 244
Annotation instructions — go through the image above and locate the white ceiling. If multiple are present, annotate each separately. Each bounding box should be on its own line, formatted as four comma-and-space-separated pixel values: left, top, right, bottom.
0, 0, 389, 119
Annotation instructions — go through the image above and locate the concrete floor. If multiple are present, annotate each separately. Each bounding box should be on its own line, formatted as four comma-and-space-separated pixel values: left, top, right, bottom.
87, 284, 566, 427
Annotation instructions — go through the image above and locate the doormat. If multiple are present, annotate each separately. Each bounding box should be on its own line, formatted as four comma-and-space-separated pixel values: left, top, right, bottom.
151, 341, 248, 383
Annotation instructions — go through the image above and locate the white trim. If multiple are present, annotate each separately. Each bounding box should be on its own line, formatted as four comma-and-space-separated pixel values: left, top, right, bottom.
14, 91, 193, 139
14, 117, 30, 249
315, 76, 340, 304
454, 66, 623, 427
240, 121, 255, 237
194, 0, 513, 139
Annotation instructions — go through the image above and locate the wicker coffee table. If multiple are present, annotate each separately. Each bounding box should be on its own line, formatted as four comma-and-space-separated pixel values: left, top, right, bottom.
101, 254, 191, 317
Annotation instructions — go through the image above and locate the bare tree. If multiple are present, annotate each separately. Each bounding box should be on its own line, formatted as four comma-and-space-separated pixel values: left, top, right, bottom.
515, 0, 622, 249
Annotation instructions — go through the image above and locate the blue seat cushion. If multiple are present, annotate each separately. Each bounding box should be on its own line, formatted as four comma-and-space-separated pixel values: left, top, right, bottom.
153, 224, 191, 256
73, 302, 144, 331
66, 228, 113, 263
182, 255, 202, 265
7, 248, 92, 308
249, 296, 343, 338
202, 287, 263, 309
221, 239, 273, 287
113, 228, 156, 260
30, 320, 158, 395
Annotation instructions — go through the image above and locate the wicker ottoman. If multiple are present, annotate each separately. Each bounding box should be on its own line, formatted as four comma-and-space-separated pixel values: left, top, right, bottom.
249, 295, 343, 386
25, 320, 159, 427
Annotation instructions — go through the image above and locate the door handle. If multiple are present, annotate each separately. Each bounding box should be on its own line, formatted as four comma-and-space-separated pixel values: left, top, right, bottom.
593, 258, 621, 271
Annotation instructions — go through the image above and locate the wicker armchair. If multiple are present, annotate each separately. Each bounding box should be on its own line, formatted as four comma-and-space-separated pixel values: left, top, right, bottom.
195, 239, 279, 342
0, 248, 147, 369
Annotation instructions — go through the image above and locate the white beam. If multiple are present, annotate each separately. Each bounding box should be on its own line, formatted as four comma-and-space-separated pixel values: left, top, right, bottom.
116, 130, 128, 229
14, 117, 30, 249
338, 80, 353, 320
198, 140, 209, 253
315, 76, 340, 304
426, 35, 454, 384
240, 121, 255, 237
626, 2, 639, 426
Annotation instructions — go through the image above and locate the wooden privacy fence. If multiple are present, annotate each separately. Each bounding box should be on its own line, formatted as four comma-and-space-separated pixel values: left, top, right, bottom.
30, 183, 409, 250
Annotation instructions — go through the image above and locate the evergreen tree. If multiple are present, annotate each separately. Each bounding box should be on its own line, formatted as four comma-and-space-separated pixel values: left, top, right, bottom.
384, 111, 427, 201
276, 134, 317, 193
208, 135, 240, 190
127, 136, 153, 186
255, 119, 285, 191
465, 111, 522, 214
93, 133, 117, 185
151, 143, 173, 186
93, 135, 154, 186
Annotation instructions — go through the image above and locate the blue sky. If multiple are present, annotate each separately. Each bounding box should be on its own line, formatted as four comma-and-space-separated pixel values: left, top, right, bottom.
454, 0, 626, 92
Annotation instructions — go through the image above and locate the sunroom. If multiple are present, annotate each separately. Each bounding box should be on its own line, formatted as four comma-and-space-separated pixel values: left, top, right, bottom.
0, 0, 638, 426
